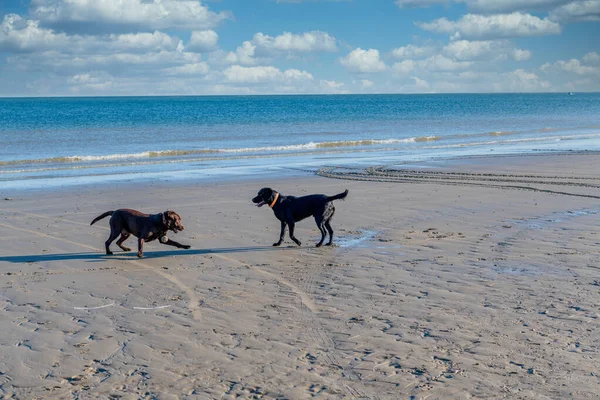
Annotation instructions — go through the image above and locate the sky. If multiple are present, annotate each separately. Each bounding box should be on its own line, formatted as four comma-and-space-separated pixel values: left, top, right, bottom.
0, 0, 598, 96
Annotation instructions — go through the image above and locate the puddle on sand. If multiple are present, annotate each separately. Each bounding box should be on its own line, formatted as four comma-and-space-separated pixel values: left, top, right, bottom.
492, 266, 542, 276
509, 208, 600, 231
337, 230, 378, 248
492, 263, 570, 277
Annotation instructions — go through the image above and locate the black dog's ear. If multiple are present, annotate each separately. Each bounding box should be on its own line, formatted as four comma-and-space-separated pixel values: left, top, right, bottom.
260, 188, 273, 200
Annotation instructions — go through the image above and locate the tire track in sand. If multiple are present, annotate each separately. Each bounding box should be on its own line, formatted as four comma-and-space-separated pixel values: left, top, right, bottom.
298, 257, 367, 398
213, 252, 366, 398
317, 167, 600, 199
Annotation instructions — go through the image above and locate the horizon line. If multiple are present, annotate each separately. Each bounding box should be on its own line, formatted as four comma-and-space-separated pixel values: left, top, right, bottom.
0, 91, 596, 99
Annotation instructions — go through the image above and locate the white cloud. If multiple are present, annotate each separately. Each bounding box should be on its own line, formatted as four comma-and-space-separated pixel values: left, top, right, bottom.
391, 44, 436, 59
387, 75, 433, 93
443, 40, 499, 60
0, 14, 181, 54
108, 31, 181, 53
417, 12, 561, 39
583, 52, 600, 64
30, 0, 230, 32
222, 65, 313, 83
320, 79, 345, 90
493, 69, 551, 91
466, 0, 570, 12
164, 62, 210, 75
419, 69, 551, 92
186, 30, 218, 53
395, 0, 448, 7
360, 79, 374, 88
67, 71, 114, 92
549, 0, 600, 22
536, 55, 600, 91
340, 48, 387, 73
225, 41, 258, 65
252, 31, 337, 53
0, 14, 69, 52
512, 48, 532, 61
2, 14, 339, 96
419, 54, 473, 71
69, 72, 108, 84
396, 0, 572, 13
392, 59, 417, 75
223, 30, 337, 65
442, 39, 531, 61
411, 77, 431, 91
8, 48, 203, 74
541, 58, 599, 75
318, 80, 349, 94
283, 69, 315, 80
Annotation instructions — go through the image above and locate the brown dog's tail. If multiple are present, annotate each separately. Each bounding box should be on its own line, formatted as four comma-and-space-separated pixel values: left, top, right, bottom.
326, 189, 349, 202
90, 211, 113, 225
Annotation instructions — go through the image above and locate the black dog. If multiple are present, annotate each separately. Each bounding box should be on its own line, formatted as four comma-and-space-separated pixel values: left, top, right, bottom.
252, 188, 348, 247
90, 209, 190, 258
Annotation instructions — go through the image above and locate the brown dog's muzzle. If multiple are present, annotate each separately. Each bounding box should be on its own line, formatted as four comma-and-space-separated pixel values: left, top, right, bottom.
167, 216, 185, 233
172, 223, 184, 233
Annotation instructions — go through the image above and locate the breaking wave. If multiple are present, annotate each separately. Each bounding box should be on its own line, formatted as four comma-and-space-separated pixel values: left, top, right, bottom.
1, 130, 599, 168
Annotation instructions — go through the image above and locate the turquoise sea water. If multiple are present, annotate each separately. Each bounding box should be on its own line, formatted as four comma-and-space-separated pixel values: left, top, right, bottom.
1, 93, 599, 190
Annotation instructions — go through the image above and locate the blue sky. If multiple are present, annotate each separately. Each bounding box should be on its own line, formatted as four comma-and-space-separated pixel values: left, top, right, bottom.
0, 0, 598, 96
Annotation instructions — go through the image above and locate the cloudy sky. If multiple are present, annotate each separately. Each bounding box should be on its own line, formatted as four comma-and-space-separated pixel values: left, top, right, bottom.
0, 0, 598, 96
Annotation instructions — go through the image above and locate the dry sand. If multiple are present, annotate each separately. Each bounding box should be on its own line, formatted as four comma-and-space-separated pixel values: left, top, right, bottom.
1, 153, 600, 399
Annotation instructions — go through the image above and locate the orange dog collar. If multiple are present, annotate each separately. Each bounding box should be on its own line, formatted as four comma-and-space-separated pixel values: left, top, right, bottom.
269, 192, 280, 208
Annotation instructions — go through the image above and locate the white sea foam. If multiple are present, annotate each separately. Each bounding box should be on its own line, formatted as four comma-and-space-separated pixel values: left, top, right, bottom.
2, 132, 599, 168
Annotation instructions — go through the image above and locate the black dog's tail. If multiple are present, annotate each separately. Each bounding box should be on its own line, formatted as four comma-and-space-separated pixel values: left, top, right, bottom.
90, 211, 113, 225
326, 189, 349, 202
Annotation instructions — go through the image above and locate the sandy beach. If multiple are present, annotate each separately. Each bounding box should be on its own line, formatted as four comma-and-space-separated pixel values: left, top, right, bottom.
1, 152, 600, 399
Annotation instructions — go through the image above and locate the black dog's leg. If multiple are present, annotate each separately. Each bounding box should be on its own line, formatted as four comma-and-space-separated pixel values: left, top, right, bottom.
315, 216, 326, 247
163, 238, 191, 249
273, 220, 287, 246
325, 219, 334, 246
116, 233, 131, 252
324, 205, 336, 246
105, 230, 120, 255
288, 221, 301, 246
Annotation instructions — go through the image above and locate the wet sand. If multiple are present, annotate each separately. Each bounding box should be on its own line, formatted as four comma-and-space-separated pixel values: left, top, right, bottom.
1, 152, 600, 399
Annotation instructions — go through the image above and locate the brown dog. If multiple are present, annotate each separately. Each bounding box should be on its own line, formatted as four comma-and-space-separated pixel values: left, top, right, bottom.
90, 209, 190, 258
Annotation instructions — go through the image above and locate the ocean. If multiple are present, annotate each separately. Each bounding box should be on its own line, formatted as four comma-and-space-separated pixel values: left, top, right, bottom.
1, 93, 599, 190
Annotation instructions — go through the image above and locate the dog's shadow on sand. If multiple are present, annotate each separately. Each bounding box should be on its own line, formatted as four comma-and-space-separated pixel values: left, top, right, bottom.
0, 246, 295, 264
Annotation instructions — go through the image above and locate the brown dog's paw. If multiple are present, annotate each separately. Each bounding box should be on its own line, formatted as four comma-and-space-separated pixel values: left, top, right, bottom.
137, 252, 144, 258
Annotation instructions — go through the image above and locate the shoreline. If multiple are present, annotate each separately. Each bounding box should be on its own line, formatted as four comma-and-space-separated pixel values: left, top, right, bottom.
3, 149, 600, 198
1, 151, 600, 398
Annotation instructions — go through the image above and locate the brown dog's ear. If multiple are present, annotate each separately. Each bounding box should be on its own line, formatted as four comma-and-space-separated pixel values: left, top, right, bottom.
167, 211, 179, 222
162, 211, 174, 228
